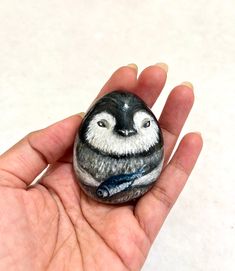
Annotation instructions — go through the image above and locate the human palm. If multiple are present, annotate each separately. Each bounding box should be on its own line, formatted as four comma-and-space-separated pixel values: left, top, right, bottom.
0, 64, 202, 271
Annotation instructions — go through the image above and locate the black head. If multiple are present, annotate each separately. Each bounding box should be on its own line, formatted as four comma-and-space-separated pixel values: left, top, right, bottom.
79, 90, 156, 140
78, 90, 163, 157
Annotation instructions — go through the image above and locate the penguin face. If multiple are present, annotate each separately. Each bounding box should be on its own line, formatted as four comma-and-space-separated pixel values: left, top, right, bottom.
85, 110, 159, 156
80, 91, 161, 156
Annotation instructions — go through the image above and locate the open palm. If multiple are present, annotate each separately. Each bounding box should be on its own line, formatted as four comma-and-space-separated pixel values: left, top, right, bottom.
0, 64, 202, 271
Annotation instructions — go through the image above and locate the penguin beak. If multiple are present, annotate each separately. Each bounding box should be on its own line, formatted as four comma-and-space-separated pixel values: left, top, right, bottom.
116, 128, 137, 137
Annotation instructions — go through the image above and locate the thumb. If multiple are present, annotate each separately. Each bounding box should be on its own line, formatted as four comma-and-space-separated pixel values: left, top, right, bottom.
0, 113, 84, 188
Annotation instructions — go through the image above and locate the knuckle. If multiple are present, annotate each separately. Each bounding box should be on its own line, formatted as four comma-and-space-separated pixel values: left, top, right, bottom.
151, 185, 174, 210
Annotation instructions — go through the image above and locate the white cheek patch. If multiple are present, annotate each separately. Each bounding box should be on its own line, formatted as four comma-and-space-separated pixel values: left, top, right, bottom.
85, 111, 116, 149
85, 110, 160, 156
133, 110, 159, 141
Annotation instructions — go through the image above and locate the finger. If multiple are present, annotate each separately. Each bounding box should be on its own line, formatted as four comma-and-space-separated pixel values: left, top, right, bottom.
159, 82, 194, 164
134, 133, 203, 242
97, 64, 138, 98
99, 63, 167, 108
0, 114, 83, 187
136, 63, 168, 107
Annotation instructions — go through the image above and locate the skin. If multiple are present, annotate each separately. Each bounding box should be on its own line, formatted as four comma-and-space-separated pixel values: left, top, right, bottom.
0, 64, 203, 271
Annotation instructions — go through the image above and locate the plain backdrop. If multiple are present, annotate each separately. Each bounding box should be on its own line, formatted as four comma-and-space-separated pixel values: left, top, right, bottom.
0, 0, 234, 270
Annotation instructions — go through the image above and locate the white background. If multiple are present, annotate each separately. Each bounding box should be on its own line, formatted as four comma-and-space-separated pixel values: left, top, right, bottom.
0, 0, 234, 270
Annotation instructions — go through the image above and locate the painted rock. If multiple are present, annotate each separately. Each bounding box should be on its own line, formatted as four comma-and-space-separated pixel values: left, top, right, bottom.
73, 90, 164, 204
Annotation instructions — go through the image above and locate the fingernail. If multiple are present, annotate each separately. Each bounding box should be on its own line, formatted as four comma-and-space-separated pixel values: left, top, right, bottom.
78, 112, 85, 118
127, 63, 138, 72
155, 62, 168, 73
181, 81, 194, 90
194, 131, 202, 136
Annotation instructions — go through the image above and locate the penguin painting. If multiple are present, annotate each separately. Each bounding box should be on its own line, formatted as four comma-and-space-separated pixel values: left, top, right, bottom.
73, 90, 164, 204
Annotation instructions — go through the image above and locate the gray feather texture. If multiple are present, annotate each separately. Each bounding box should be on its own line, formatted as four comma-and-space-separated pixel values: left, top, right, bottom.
75, 140, 163, 182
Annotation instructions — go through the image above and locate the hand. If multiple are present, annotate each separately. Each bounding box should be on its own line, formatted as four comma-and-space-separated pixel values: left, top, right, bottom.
0, 64, 203, 271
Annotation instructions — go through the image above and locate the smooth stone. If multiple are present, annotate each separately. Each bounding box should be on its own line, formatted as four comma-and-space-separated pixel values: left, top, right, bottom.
73, 90, 164, 204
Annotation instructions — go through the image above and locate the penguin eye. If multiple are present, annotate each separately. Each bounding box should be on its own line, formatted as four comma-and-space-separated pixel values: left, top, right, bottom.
97, 120, 109, 128
142, 120, 151, 128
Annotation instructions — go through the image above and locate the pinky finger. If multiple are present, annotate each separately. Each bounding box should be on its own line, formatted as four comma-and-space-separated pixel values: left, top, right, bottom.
135, 132, 203, 242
